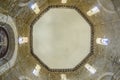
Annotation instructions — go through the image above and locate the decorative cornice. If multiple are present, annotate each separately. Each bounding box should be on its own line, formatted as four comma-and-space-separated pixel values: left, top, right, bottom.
30, 5, 94, 72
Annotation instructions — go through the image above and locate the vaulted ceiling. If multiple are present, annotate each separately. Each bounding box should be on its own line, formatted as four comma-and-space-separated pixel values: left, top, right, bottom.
0, 0, 120, 80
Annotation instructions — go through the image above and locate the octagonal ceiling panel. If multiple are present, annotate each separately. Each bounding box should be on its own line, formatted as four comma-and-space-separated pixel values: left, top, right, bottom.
32, 8, 91, 70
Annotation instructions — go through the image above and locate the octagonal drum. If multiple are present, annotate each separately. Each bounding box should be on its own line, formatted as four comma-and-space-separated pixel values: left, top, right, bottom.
31, 8, 92, 70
